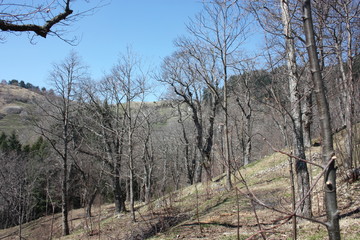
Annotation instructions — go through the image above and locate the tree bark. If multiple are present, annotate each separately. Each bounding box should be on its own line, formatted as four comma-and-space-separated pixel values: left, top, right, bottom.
144, 165, 152, 204
222, 22, 232, 190
302, 82, 312, 149
101, 124, 126, 214
302, 1, 340, 239
61, 114, 70, 236
113, 167, 126, 213
243, 104, 252, 166
177, 104, 195, 184
128, 101, 136, 222
235, 75, 253, 166
280, 0, 311, 218
224, 80, 232, 190
343, 0, 355, 171
61, 168, 69, 236
86, 189, 98, 218
332, 2, 355, 170
142, 118, 154, 204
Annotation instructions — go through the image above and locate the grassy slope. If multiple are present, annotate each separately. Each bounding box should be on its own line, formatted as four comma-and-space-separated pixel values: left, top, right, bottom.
0, 84, 41, 142
0, 86, 359, 239
1, 144, 359, 240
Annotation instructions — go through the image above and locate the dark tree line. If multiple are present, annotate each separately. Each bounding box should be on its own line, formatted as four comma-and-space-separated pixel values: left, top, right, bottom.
3, 79, 47, 92
0, 132, 50, 229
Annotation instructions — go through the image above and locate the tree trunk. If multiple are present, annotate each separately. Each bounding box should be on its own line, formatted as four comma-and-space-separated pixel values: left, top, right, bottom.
128, 97, 136, 222
86, 189, 98, 218
243, 109, 252, 166
113, 168, 126, 213
192, 107, 204, 184
62, 112, 70, 236
203, 94, 219, 180
129, 132, 135, 222
302, 1, 340, 239
102, 127, 125, 214
177, 104, 195, 184
144, 166, 152, 204
333, 17, 355, 171
61, 158, 70, 236
302, 81, 313, 149
223, 54, 232, 190
194, 153, 203, 183
236, 85, 253, 166
280, 0, 312, 218
344, 1, 355, 171
161, 152, 168, 195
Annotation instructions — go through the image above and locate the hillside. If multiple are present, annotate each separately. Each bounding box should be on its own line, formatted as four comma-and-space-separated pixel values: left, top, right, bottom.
0, 84, 42, 142
0, 143, 359, 240
0, 83, 359, 240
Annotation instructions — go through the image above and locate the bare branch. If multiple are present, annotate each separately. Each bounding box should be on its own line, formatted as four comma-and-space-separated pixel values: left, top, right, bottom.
0, 0, 73, 38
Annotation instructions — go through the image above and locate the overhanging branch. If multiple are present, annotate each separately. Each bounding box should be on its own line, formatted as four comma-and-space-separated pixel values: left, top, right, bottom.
0, 0, 73, 38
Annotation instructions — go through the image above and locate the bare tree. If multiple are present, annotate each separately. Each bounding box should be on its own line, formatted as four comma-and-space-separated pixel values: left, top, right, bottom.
110, 47, 148, 221
159, 50, 217, 183
230, 64, 263, 167
302, 1, 340, 239
280, 0, 311, 218
176, 101, 197, 185
34, 51, 88, 236
0, 145, 43, 231
138, 109, 156, 204
78, 78, 128, 214
70, 116, 106, 218
249, 0, 312, 219
321, 0, 359, 172
184, 0, 250, 189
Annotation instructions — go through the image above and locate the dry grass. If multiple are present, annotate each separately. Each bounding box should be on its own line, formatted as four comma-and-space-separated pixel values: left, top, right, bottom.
1, 143, 359, 240
0, 85, 41, 140
0, 85, 39, 106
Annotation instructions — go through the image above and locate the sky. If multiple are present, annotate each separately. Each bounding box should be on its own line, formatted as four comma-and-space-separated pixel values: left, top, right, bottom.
0, 0, 263, 100
0, 1, 203, 90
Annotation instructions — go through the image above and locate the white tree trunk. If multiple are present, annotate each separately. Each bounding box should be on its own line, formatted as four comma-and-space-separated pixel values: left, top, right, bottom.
280, 0, 311, 218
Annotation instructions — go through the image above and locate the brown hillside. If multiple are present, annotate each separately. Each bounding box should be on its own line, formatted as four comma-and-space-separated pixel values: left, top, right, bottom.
0, 84, 42, 142
0, 145, 359, 240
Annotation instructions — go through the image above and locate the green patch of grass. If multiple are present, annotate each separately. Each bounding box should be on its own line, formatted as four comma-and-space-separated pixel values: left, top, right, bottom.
244, 159, 261, 168
98, 214, 117, 226
219, 234, 250, 240
148, 231, 180, 240
303, 228, 327, 240
11, 101, 32, 107
283, 192, 293, 198
200, 223, 214, 228
347, 238, 360, 240
0, 114, 26, 131
197, 193, 230, 215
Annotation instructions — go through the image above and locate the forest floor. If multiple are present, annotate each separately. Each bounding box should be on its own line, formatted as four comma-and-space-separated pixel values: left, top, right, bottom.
1, 145, 360, 240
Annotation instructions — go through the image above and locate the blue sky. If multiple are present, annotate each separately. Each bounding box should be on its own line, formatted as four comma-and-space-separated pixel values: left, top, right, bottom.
1, 1, 203, 89
1, 0, 263, 100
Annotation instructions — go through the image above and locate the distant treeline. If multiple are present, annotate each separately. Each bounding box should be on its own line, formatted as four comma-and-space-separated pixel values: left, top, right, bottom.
0, 131, 51, 229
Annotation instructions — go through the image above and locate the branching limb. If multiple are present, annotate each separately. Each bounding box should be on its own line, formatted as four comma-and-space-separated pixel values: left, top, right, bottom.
0, 0, 73, 38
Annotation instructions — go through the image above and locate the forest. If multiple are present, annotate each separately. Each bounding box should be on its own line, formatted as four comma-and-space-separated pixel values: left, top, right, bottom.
0, 0, 359, 239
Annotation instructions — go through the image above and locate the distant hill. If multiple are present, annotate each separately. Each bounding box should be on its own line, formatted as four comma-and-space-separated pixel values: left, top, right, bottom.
0, 84, 42, 143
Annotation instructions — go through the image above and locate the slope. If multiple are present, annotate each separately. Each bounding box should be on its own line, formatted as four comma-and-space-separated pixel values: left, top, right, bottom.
0, 84, 42, 142
1, 140, 359, 240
